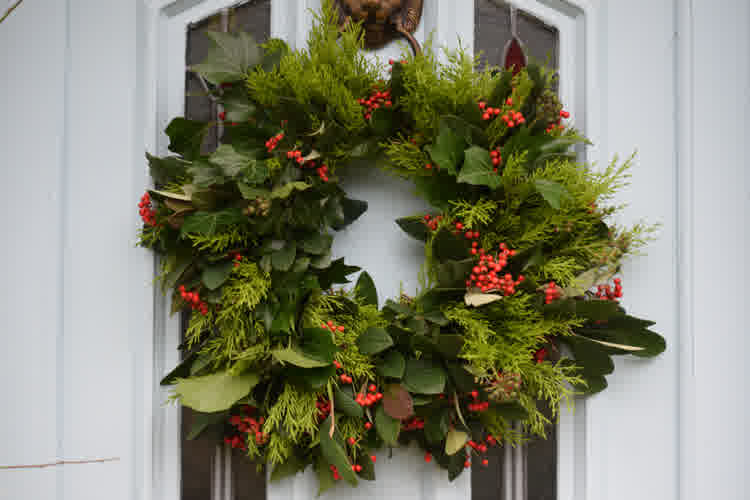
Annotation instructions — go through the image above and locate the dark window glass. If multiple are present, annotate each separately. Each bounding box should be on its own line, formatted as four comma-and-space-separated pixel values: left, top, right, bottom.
182, 2, 271, 499
473, 2, 559, 499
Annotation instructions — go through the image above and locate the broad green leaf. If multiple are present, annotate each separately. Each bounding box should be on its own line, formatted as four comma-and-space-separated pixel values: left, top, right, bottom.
165, 118, 209, 160
370, 107, 394, 136
464, 291, 503, 307
319, 416, 358, 485
544, 297, 620, 320
270, 455, 303, 482
439, 115, 487, 147
288, 365, 335, 389
271, 347, 330, 368
395, 216, 430, 242
160, 352, 197, 386
271, 244, 296, 271
403, 358, 447, 394
574, 373, 608, 395
300, 233, 333, 255
338, 197, 368, 228
201, 261, 234, 290
208, 144, 250, 177
334, 386, 364, 418
191, 31, 261, 85
175, 371, 259, 413
425, 410, 450, 444
382, 383, 414, 420
180, 209, 245, 237
445, 429, 468, 455
356, 327, 394, 355
457, 146, 502, 189
315, 455, 336, 495
567, 337, 615, 376
424, 310, 449, 326
237, 183, 270, 200
187, 160, 223, 187
425, 122, 466, 175
433, 228, 467, 262
377, 350, 406, 378
374, 404, 400, 446
317, 258, 360, 289
534, 179, 569, 209
436, 335, 465, 359
186, 411, 228, 440
355, 271, 378, 307
299, 327, 338, 365
260, 38, 289, 72
270, 181, 310, 199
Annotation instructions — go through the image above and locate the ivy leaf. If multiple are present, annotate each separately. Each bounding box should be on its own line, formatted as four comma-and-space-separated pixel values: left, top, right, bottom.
395, 215, 430, 242
175, 371, 259, 413
354, 271, 378, 307
534, 179, 569, 209
319, 416, 358, 485
145, 153, 190, 185
180, 209, 245, 237
300, 233, 333, 255
382, 383, 414, 420
317, 258, 361, 288
165, 118, 209, 160
190, 31, 261, 85
425, 122, 466, 175
445, 429, 468, 455
334, 386, 364, 418
403, 358, 447, 394
377, 350, 405, 378
270, 181, 310, 199
271, 243, 296, 271
356, 327, 394, 356
208, 144, 250, 177
374, 404, 400, 446
457, 146, 502, 189
201, 261, 234, 290
340, 197, 368, 227
222, 94, 256, 123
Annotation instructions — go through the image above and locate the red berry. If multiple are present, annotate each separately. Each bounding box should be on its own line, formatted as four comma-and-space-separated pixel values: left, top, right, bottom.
371, 455, 377, 463
424, 452, 432, 463
368, 384, 377, 393
348, 437, 356, 445
365, 422, 372, 430
482, 459, 489, 467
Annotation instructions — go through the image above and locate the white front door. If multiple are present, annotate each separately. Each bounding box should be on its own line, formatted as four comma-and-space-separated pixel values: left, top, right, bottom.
4, 1, 749, 500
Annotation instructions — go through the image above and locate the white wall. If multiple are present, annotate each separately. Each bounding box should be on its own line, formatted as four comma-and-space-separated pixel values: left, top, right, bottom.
0, 1, 747, 499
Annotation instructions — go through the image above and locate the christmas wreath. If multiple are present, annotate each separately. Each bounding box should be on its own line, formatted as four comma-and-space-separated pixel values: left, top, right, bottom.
139, 2, 665, 492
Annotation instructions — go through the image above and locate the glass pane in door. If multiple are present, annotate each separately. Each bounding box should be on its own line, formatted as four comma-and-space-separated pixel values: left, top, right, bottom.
181, 2, 271, 499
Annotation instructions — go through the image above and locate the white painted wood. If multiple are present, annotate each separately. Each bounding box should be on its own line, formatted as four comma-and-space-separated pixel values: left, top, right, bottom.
0, 1, 66, 498
677, 2, 750, 500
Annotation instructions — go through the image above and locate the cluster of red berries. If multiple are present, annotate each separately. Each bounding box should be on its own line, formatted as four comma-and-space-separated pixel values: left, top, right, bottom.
265, 132, 284, 152
330, 465, 342, 481
466, 243, 524, 294
490, 148, 503, 172
595, 278, 623, 300
286, 149, 304, 163
534, 347, 548, 364
544, 282, 562, 304
138, 192, 157, 226
358, 88, 392, 120
230, 252, 242, 268
224, 406, 267, 450
315, 163, 330, 182
316, 397, 332, 420
178, 284, 209, 315
500, 109, 525, 128
355, 384, 384, 407
322, 320, 345, 334
478, 100, 501, 120
402, 416, 425, 431
287, 150, 330, 182
545, 110, 570, 133
423, 214, 443, 231
467, 437, 495, 467
453, 221, 481, 241
467, 390, 490, 412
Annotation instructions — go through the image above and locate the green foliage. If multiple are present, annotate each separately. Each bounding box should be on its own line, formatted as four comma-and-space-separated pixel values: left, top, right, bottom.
139, 2, 664, 492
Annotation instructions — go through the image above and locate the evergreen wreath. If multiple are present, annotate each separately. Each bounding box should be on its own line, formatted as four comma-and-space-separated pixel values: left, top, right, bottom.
139, 2, 665, 492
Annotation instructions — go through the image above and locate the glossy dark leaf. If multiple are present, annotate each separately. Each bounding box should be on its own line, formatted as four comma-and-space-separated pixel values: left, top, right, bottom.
456, 146, 502, 189
357, 327, 394, 356
433, 228, 468, 262
395, 215, 430, 242
377, 350, 406, 378
403, 358, 447, 394
374, 404, 400, 446
320, 416, 358, 485
165, 118, 209, 160
271, 243, 296, 271
335, 386, 364, 418
355, 271, 378, 307
201, 261, 234, 290
425, 122, 466, 175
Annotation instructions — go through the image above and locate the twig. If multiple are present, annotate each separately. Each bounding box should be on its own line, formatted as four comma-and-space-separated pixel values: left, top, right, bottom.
0, 0, 23, 25
0, 457, 120, 470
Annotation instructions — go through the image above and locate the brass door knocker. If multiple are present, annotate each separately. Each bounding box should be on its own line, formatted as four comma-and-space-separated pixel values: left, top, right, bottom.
334, 0, 424, 55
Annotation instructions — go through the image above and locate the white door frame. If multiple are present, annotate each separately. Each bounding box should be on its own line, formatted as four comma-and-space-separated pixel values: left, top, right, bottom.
135, 2, 681, 500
